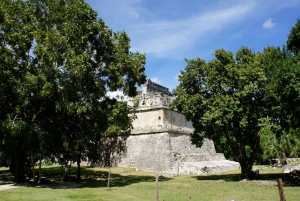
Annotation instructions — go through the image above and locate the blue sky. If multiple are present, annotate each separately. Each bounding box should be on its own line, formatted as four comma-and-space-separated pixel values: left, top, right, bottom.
85, 0, 300, 92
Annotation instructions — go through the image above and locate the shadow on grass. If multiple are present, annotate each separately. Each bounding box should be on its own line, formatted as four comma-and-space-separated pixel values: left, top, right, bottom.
192, 173, 241, 182
192, 173, 283, 182
8, 166, 173, 189
192, 172, 300, 187
0, 170, 14, 184
79, 168, 172, 188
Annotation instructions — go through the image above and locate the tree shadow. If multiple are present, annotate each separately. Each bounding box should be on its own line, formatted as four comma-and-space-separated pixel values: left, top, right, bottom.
0, 170, 14, 184
77, 168, 165, 188
79, 171, 167, 188
1, 166, 173, 189
192, 172, 300, 187
192, 173, 242, 182
192, 173, 284, 182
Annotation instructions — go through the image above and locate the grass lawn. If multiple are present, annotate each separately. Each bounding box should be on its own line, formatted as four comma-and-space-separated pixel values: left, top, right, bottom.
0, 165, 300, 201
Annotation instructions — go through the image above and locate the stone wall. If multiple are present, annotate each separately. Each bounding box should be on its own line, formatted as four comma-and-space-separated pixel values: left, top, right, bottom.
118, 132, 224, 174
132, 108, 193, 130
141, 78, 173, 96
119, 133, 172, 172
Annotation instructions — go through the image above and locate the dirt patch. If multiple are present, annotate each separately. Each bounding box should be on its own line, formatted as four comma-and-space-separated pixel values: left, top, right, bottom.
0, 184, 19, 191
0, 181, 82, 191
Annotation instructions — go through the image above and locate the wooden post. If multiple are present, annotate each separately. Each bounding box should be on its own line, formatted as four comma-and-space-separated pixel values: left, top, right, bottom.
156, 174, 159, 201
106, 170, 111, 190
276, 178, 286, 201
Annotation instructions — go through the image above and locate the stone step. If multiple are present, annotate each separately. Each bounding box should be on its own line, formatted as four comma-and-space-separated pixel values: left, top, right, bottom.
178, 160, 240, 175
180, 153, 226, 162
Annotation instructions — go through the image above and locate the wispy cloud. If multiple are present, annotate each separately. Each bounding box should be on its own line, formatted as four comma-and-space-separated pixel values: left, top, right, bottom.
130, 2, 255, 57
90, 0, 300, 59
263, 18, 276, 29
150, 77, 162, 84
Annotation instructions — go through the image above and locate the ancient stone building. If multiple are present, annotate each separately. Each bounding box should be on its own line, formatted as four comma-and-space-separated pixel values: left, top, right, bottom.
118, 79, 239, 174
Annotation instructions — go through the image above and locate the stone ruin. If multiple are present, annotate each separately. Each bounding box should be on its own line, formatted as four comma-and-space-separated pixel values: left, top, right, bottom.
118, 79, 240, 174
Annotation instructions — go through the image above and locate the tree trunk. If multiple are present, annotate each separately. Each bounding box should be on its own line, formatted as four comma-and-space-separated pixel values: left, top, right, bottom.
31, 155, 35, 177
38, 156, 41, 184
31, 155, 36, 182
240, 161, 253, 180
68, 161, 72, 176
282, 152, 287, 165
64, 160, 69, 177
10, 148, 26, 183
77, 157, 81, 181
238, 130, 260, 180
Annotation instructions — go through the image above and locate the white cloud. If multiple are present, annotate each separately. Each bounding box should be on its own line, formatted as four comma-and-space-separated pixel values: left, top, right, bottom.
174, 73, 180, 81
263, 18, 276, 29
106, 90, 128, 101
130, 2, 255, 57
91, 0, 145, 20
150, 77, 161, 84
89, 0, 300, 59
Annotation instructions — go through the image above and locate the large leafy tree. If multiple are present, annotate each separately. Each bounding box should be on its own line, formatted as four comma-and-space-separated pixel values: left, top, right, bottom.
287, 18, 300, 54
0, 0, 146, 182
262, 47, 300, 132
172, 47, 268, 179
259, 19, 300, 161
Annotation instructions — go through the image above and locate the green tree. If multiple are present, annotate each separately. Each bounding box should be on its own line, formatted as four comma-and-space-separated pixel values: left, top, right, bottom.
287, 18, 300, 54
0, 0, 38, 182
262, 46, 300, 132
0, 0, 146, 182
260, 119, 296, 165
261, 20, 300, 159
172, 47, 268, 179
290, 129, 300, 157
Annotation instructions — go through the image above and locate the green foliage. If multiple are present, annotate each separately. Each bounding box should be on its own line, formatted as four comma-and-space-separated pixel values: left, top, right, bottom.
0, 0, 146, 182
287, 18, 300, 54
172, 47, 271, 179
290, 128, 300, 157
172, 19, 300, 178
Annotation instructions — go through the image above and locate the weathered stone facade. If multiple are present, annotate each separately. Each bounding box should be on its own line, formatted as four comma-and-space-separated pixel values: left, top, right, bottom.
118, 79, 240, 174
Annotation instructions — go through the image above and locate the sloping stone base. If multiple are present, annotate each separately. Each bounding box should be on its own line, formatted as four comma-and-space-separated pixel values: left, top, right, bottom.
179, 160, 240, 175
118, 132, 240, 174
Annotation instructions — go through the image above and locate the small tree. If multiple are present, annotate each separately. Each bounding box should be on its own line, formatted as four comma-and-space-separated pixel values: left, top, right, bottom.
260, 121, 297, 165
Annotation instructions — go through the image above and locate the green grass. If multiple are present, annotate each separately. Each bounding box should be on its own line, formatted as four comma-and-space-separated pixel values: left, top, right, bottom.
0, 165, 300, 201
286, 160, 300, 166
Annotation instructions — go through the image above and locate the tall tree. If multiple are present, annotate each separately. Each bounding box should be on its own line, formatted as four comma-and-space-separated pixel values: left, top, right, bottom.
172, 47, 268, 179
287, 18, 300, 54
0, 0, 146, 182
259, 19, 300, 160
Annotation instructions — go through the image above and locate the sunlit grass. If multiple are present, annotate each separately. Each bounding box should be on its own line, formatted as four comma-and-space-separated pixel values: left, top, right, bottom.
0, 167, 8, 171
286, 160, 300, 166
1, 164, 300, 201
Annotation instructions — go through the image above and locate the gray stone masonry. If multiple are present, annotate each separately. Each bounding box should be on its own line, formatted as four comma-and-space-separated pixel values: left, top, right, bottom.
118, 79, 240, 174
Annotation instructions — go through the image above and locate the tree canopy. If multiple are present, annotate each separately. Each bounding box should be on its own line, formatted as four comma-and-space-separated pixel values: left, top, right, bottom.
287, 18, 300, 54
172, 19, 300, 179
0, 0, 146, 183
172, 47, 269, 179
